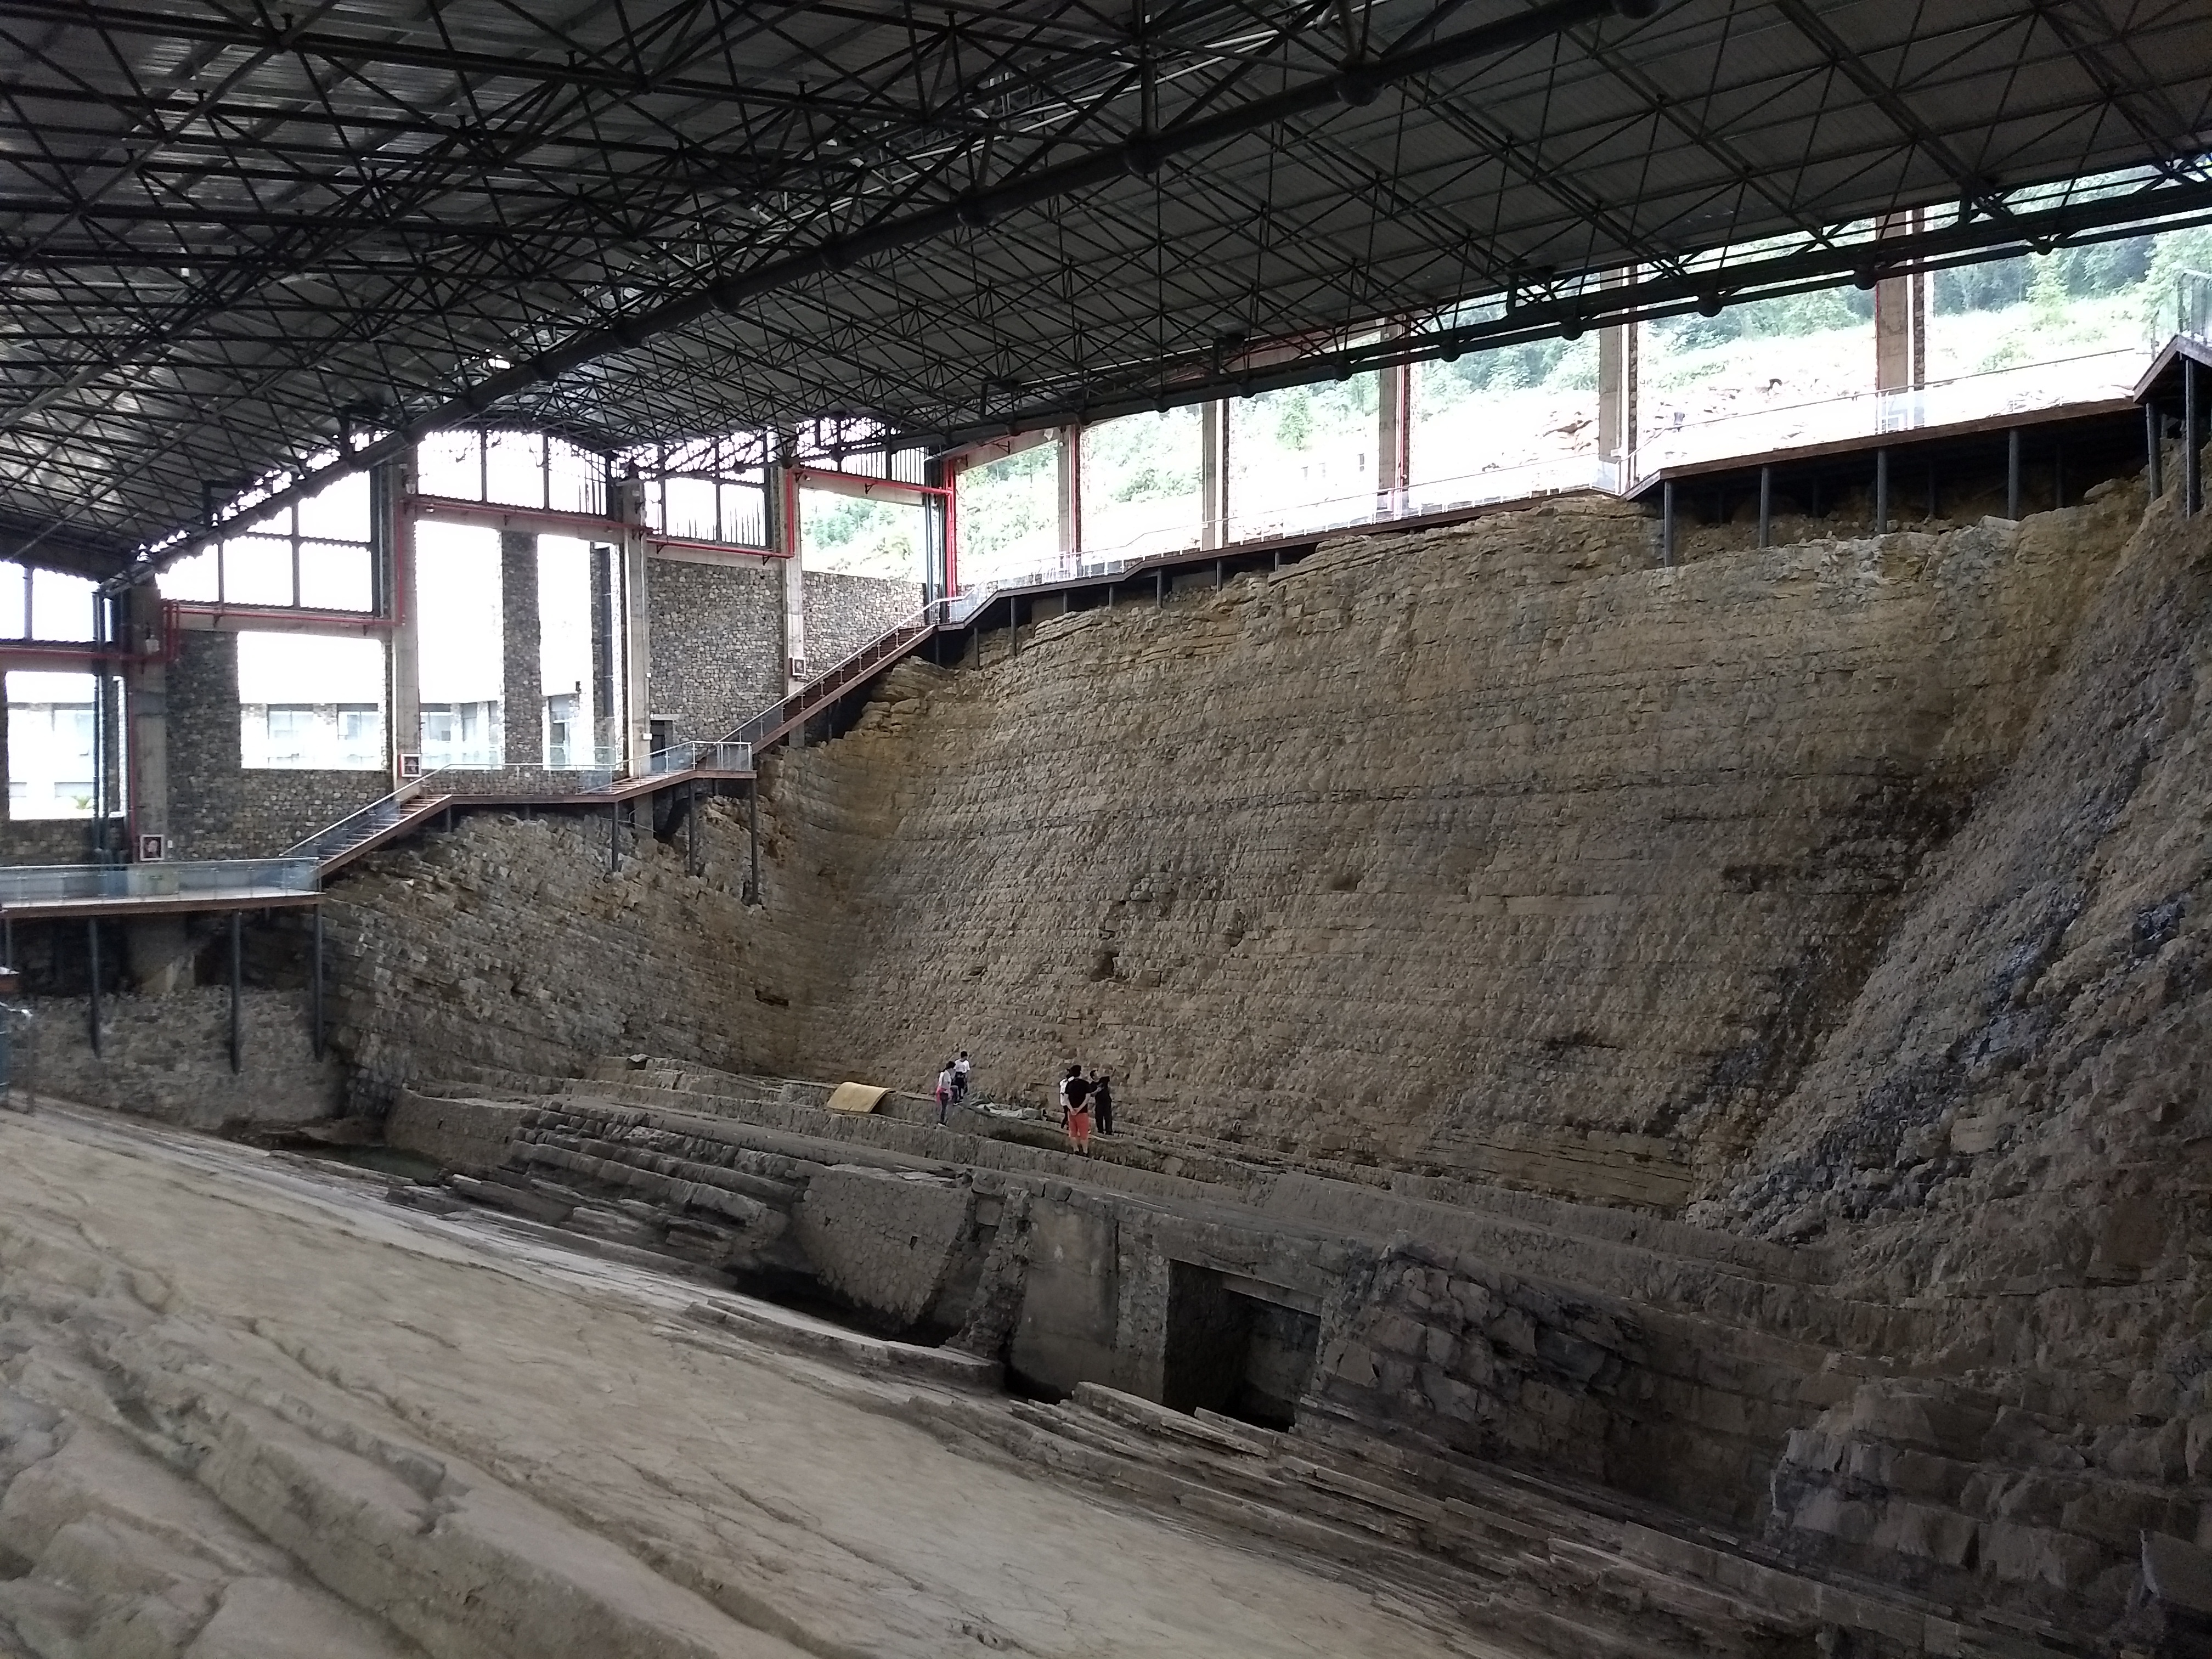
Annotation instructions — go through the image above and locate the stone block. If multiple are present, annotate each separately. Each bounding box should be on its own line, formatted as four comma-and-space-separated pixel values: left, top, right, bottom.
793, 1166, 975, 1327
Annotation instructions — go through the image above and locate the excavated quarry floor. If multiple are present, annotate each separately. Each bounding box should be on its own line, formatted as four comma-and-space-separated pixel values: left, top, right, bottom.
0, 1098, 1524, 1659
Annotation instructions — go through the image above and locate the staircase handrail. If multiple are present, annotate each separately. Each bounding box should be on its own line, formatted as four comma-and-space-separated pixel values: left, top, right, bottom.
283, 770, 448, 860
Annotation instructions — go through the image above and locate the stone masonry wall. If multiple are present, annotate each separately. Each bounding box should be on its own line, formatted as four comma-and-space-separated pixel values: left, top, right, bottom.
750, 491, 2138, 1205
167, 632, 385, 858
647, 557, 785, 742
803, 569, 918, 670
14, 986, 343, 1128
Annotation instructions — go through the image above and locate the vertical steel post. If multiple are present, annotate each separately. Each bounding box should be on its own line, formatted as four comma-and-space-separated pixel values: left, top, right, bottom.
1874, 447, 1889, 534
2007, 427, 2022, 520
4, 914, 14, 967
1926, 460, 1937, 522
2147, 402, 2163, 499
609, 804, 619, 872
86, 920, 100, 1057
1660, 479, 1675, 567
228, 912, 241, 1074
2186, 358, 2202, 517
1155, 569, 1165, 608
1213, 558, 1223, 591
311, 905, 324, 1062
687, 779, 702, 876
746, 779, 761, 907
1757, 466, 1772, 549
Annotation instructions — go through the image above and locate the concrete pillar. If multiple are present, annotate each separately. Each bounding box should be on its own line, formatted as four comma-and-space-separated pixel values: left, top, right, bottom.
1598, 276, 1638, 490
499, 529, 542, 766
616, 476, 652, 772
770, 462, 806, 692
1056, 425, 1082, 570
375, 454, 420, 778
1200, 401, 1227, 550
1875, 210, 1926, 400
589, 542, 617, 764
1377, 358, 1412, 519
125, 580, 168, 857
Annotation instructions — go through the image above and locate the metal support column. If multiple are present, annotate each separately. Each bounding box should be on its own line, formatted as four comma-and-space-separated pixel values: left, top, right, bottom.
4, 915, 13, 968
2053, 442, 2065, 511
1009, 597, 1020, 655
1874, 447, 1889, 534
227, 912, 241, 1074
2147, 402, 2163, 499
2186, 358, 2202, 517
1757, 467, 1772, 549
687, 779, 702, 876
311, 906, 324, 1062
1155, 569, 1165, 608
2007, 427, 2023, 520
1213, 558, 1223, 591
86, 921, 100, 1057
745, 779, 761, 907
609, 804, 619, 872
1660, 479, 1675, 567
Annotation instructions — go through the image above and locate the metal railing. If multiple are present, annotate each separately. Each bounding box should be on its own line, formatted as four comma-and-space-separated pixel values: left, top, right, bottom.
1631, 347, 2152, 479
726, 605, 946, 749
649, 740, 753, 774
284, 774, 445, 860
0, 858, 319, 906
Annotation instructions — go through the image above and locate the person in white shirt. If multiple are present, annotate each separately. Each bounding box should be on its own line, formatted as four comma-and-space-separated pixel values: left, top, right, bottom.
935, 1061, 957, 1125
952, 1051, 972, 1105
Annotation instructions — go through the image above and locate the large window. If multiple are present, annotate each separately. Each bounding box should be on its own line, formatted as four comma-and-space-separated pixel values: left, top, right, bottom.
1227, 377, 1379, 541
417, 428, 607, 518
537, 536, 610, 768
952, 441, 1057, 586
238, 633, 386, 770
7, 671, 98, 818
162, 465, 374, 613
799, 482, 926, 584
630, 435, 769, 547
1411, 338, 1600, 510
0, 563, 99, 642
415, 521, 504, 769
1081, 410, 1203, 561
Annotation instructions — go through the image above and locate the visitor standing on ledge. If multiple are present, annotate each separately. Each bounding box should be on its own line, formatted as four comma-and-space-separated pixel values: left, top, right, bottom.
952, 1051, 972, 1105
935, 1060, 957, 1125
1091, 1074, 1114, 1136
1058, 1064, 1082, 1127
1064, 1070, 1094, 1154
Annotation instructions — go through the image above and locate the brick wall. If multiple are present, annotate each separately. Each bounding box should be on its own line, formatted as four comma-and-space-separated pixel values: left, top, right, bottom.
647, 558, 783, 740
167, 632, 386, 858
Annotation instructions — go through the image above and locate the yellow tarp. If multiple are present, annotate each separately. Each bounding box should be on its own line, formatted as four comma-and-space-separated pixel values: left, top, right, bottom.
824, 1082, 889, 1115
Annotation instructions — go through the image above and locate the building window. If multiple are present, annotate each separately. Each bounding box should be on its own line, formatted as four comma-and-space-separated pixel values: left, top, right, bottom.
237, 632, 387, 770
6, 670, 99, 819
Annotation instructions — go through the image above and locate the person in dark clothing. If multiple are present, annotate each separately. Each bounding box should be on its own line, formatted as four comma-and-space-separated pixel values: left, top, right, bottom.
1090, 1074, 1114, 1136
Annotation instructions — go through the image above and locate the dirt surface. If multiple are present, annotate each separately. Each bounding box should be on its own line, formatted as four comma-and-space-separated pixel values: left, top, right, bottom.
0, 1101, 1507, 1659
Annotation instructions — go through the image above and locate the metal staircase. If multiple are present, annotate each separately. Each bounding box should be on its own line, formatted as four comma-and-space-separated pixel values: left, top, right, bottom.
284, 781, 455, 876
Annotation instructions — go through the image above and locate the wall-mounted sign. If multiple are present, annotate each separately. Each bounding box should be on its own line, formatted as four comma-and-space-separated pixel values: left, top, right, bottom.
137, 833, 167, 862
398, 752, 423, 779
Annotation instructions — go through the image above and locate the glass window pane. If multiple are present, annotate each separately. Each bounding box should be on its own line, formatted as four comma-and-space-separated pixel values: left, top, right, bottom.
1227, 378, 1379, 542
662, 476, 718, 540
222, 535, 295, 606
238, 633, 385, 770
546, 436, 605, 517
29, 568, 96, 640
161, 547, 221, 604
298, 544, 374, 612
484, 430, 543, 509
7, 669, 97, 817
296, 467, 369, 543
719, 481, 766, 548
0, 564, 26, 639
799, 486, 923, 582
416, 431, 482, 500
1081, 409, 1201, 562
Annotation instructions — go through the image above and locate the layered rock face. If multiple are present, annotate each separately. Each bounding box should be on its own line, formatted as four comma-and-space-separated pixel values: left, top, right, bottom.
755, 492, 2137, 1203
